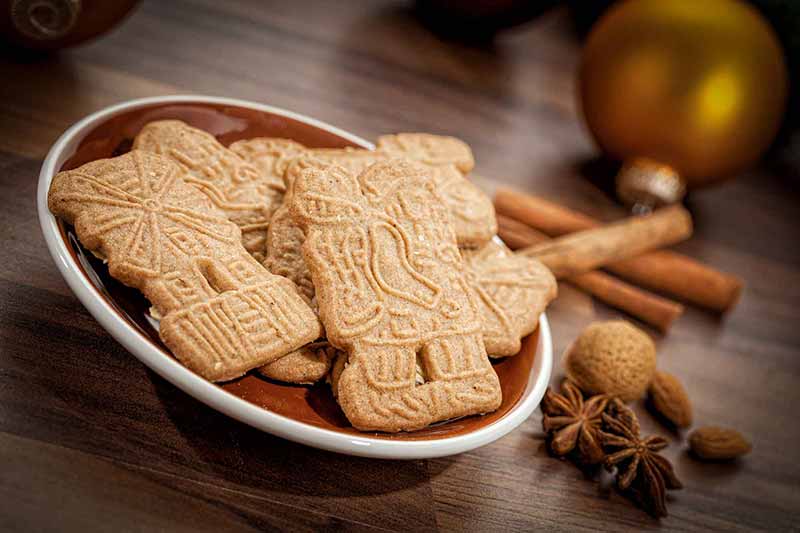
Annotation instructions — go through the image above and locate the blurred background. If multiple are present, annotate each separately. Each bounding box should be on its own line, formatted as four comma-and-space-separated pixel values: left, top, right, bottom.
1, 0, 797, 206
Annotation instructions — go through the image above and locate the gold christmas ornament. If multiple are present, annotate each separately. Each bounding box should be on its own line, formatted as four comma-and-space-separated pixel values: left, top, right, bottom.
579, 0, 788, 207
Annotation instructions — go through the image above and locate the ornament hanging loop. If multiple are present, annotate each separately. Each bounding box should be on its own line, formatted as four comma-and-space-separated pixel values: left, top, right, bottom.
616, 158, 687, 210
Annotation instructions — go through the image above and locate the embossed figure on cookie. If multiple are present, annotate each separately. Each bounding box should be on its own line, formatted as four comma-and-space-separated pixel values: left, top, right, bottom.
48, 151, 322, 382
258, 150, 492, 385
231, 133, 496, 254
376, 133, 493, 247
251, 132, 493, 291
134, 120, 285, 261
229, 137, 306, 182
463, 241, 557, 357
228, 133, 495, 386
289, 159, 502, 432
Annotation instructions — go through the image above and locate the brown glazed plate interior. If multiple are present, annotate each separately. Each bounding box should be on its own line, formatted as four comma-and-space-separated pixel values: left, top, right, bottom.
54, 100, 540, 441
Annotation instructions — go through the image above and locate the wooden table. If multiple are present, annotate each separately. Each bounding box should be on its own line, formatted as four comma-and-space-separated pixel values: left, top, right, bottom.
2, 1, 798, 530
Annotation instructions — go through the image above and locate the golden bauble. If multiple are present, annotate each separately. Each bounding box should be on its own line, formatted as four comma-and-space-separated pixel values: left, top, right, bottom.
580, 0, 788, 186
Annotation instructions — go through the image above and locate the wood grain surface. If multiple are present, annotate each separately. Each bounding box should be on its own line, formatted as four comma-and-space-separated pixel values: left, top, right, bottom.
1, 1, 799, 530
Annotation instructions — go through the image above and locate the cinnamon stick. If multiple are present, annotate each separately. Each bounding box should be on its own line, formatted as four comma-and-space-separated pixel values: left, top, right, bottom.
498, 215, 683, 333
518, 205, 693, 279
495, 188, 743, 312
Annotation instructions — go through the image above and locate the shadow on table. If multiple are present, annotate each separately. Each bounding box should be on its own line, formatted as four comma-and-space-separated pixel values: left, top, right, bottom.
674, 449, 748, 494
151, 369, 452, 498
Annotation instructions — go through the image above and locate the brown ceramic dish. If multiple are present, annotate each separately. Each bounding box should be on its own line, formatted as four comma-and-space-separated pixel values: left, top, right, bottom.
37, 96, 553, 458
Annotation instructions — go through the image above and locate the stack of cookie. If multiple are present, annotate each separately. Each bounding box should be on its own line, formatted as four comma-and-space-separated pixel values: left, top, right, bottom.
49, 120, 556, 432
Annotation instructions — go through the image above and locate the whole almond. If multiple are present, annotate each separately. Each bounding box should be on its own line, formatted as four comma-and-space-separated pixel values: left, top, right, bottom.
564, 320, 656, 402
648, 370, 692, 428
689, 426, 752, 461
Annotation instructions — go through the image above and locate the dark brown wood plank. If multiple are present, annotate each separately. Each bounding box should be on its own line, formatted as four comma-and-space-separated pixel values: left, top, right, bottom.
1, 0, 799, 530
0, 432, 386, 532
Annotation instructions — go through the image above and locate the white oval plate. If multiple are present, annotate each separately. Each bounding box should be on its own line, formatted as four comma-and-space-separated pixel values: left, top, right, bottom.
37, 95, 552, 459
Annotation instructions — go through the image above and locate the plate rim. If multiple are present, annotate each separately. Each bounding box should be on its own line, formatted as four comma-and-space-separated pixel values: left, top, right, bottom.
36, 94, 553, 459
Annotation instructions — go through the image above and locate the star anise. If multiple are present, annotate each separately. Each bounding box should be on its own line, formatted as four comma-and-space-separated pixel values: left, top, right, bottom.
599, 399, 682, 518
541, 380, 608, 464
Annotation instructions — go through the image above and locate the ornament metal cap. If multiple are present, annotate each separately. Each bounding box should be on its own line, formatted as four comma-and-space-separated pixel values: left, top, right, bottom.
616, 158, 687, 209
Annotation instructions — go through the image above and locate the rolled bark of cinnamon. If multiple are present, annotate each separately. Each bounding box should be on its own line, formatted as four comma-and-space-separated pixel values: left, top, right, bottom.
518, 205, 693, 279
498, 215, 683, 333
495, 188, 743, 312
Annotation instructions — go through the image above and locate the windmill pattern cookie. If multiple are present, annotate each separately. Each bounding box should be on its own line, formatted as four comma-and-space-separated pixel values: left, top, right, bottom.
134, 120, 285, 261
290, 159, 502, 432
463, 240, 557, 357
48, 151, 321, 382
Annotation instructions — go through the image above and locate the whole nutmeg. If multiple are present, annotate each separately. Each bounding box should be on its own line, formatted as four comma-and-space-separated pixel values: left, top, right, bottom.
648, 370, 693, 428
564, 320, 656, 402
689, 426, 752, 461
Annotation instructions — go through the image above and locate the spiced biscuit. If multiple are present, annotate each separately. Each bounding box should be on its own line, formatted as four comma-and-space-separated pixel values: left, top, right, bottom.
462, 240, 557, 357
262, 158, 526, 385
258, 341, 338, 384
48, 150, 322, 382
327, 338, 429, 397
261, 159, 315, 301
257, 160, 345, 384
130, 141, 330, 385
231, 133, 497, 251
290, 159, 501, 432
133, 120, 285, 261
375, 133, 474, 173
257, 157, 378, 383
328, 240, 554, 394
328, 349, 347, 398
374, 134, 493, 245
255, 134, 494, 297
228, 137, 306, 182
235, 133, 494, 386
